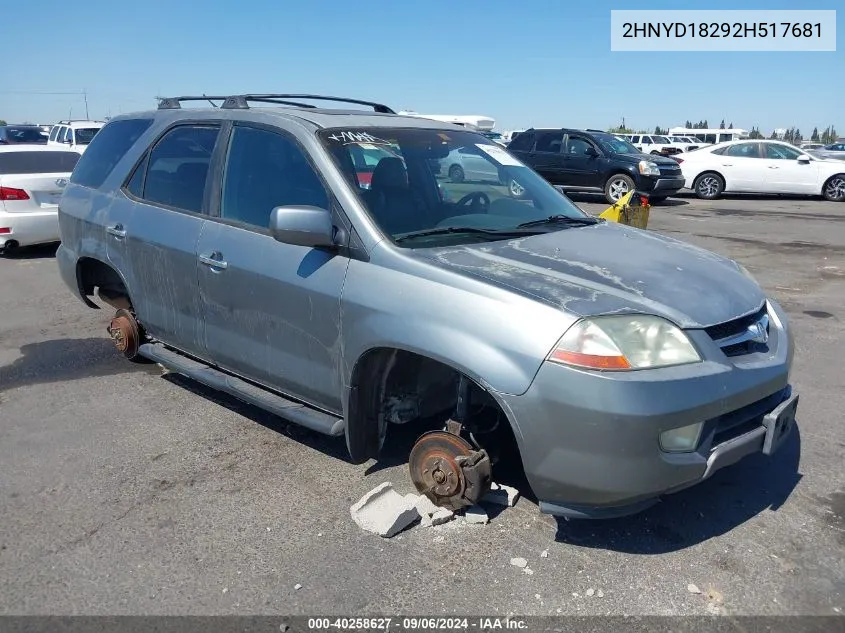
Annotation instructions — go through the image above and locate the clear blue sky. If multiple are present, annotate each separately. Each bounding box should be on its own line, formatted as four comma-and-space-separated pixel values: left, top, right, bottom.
1, 0, 841, 135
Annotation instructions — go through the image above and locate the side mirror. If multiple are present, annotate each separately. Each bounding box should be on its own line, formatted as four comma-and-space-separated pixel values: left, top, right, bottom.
269, 205, 336, 248
797, 154, 811, 163
585, 146, 599, 157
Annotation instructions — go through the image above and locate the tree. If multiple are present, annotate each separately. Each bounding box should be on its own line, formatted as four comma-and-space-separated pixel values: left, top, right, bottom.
719, 119, 726, 129
794, 128, 802, 143
608, 125, 634, 134
748, 126, 764, 139
0, 119, 6, 126
653, 126, 668, 135
769, 130, 778, 139
811, 127, 820, 141
728, 122, 733, 129
685, 120, 692, 128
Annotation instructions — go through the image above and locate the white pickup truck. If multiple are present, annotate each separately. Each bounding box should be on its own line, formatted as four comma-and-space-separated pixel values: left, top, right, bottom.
626, 134, 684, 156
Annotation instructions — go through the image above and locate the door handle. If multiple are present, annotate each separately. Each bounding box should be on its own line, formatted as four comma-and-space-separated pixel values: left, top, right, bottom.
106, 224, 126, 238
199, 252, 228, 270
768, 166, 779, 169
721, 163, 733, 167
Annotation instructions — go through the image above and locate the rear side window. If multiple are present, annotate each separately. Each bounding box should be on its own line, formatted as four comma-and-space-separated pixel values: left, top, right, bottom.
0, 151, 80, 175
140, 125, 219, 213
221, 125, 328, 229
48, 126, 59, 142
70, 118, 153, 189
507, 132, 533, 151
534, 131, 563, 153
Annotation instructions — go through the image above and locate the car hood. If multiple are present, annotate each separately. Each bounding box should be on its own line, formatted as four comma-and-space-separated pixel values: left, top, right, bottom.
415, 223, 765, 329
613, 152, 679, 166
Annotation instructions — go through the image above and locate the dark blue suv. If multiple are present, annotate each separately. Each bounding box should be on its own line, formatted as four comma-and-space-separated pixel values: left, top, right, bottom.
507, 128, 685, 204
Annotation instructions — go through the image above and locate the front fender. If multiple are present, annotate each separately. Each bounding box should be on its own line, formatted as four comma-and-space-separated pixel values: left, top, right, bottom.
342, 313, 543, 397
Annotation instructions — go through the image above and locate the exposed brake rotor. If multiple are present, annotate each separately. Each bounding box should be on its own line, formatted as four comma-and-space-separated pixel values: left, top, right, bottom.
408, 430, 492, 511
107, 308, 141, 359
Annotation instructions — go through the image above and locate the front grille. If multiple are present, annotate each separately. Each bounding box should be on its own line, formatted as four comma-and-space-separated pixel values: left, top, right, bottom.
705, 305, 767, 341
658, 165, 682, 176
705, 304, 770, 357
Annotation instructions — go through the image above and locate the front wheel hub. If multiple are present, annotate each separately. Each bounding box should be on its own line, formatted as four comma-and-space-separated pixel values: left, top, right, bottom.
408, 431, 492, 511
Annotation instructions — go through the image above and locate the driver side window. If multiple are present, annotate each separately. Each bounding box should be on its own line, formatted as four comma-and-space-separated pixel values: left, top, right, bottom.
566, 137, 593, 155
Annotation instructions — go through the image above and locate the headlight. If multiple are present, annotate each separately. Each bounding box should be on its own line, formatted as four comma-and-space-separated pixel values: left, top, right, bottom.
548, 315, 701, 371
638, 160, 660, 176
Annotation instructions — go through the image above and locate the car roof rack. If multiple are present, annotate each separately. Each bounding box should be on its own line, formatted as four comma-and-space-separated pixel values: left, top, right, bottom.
157, 93, 395, 114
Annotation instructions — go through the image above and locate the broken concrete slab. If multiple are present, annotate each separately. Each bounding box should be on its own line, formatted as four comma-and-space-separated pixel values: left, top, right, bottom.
510, 557, 528, 568
414, 494, 440, 517
350, 482, 420, 538
464, 505, 488, 524
430, 507, 454, 526
482, 482, 520, 507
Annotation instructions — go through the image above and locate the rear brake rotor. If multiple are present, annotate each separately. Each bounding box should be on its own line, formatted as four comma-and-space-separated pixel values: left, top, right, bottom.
408, 430, 491, 511
107, 308, 141, 359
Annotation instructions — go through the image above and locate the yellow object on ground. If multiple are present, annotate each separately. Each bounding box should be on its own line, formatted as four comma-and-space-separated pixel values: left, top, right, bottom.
598, 191, 650, 229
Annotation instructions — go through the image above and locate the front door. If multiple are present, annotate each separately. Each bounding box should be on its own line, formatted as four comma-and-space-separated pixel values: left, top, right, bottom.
124, 123, 222, 359
561, 134, 601, 188
716, 142, 765, 192
197, 123, 349, 411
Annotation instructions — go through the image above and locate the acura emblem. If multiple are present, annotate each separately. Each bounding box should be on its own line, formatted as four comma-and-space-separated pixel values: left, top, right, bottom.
747, 319, 768, 344
55, 178, 68, 187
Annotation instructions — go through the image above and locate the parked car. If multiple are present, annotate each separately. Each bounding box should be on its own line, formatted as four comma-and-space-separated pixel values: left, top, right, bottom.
668, 136, 702, 151
626, 134, 683, 156
440, 146, 508, 184
0, 125, 49, 145
57, 93, 797, 520
676, 140, 845, 201
0, 145, 80, 253
507, 128, 685, 203
808, 142, 845, 161
47, 120, 105, 154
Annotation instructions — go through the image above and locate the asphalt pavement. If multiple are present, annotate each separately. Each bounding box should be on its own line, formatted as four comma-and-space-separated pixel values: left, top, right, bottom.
1, 193, 843, 616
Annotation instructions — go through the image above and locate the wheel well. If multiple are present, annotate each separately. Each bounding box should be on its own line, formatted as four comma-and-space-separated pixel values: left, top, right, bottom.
346, 347, 520, 464
76, 258, 133, 311
693, 170, 725, 187
822, 172, 845, 193
604, 171, 634, 187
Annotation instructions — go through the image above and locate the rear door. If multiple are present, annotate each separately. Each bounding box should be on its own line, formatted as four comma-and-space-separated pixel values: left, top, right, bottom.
560, 133, 601, 187
760, 143, 819, 194
122, 123, 222, 358
530, 131, 566, 184
197, 122, 349, 409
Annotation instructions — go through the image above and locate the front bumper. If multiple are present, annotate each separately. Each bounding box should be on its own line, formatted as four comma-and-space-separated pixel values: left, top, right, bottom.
498, 299, 795, 519
649, 176, 685, 194
0, 209, 59, 249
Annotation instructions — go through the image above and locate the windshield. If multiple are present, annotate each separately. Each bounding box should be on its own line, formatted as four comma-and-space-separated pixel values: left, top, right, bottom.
73, 127, 100, 145
319, 128, 591, 247
592, 133, 639, 154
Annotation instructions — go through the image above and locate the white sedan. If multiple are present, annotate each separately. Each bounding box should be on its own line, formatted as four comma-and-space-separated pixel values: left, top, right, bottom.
0, 145, 80, 253
676, 140, 845, 202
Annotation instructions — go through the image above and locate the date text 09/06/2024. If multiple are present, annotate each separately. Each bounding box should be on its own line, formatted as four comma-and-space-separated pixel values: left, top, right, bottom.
307, 617, 529, 630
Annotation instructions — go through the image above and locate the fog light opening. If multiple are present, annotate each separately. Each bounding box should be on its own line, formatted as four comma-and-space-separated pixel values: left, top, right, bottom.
660, 422, 704, 453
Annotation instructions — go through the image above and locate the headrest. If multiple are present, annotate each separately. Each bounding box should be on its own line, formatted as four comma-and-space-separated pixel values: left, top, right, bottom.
370, 157, 408, 190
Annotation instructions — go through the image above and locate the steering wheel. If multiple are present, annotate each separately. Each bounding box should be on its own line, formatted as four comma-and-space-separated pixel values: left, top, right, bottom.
456, 191, 490, 211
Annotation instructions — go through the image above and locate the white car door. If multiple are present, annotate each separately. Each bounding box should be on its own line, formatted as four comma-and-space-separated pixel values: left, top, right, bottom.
715, 142, 765, 192
760, 143, 819, 194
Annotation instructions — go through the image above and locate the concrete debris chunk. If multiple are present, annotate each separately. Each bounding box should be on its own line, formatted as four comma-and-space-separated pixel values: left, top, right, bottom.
482, 482, 520, 507
464, 505, 488, 524
523, 568, 534, 575
540, 549, 549, 558
687, 583, 702, 594
510, 557, 528, 568
430, 507, 455, 526
586, 588, 595, 597
350, 482, 420, 538
414, 494, 440, 516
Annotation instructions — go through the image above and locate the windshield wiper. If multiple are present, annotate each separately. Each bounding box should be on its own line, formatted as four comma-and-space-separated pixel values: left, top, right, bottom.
393, 226, 543, 243
516, 214, 601, 229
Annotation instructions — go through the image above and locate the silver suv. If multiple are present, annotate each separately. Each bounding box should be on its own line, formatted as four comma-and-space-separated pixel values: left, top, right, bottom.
57, 93, 798, 519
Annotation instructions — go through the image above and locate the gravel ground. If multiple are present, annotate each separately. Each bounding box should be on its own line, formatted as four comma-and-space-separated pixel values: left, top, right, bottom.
1, 193, 843, 616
